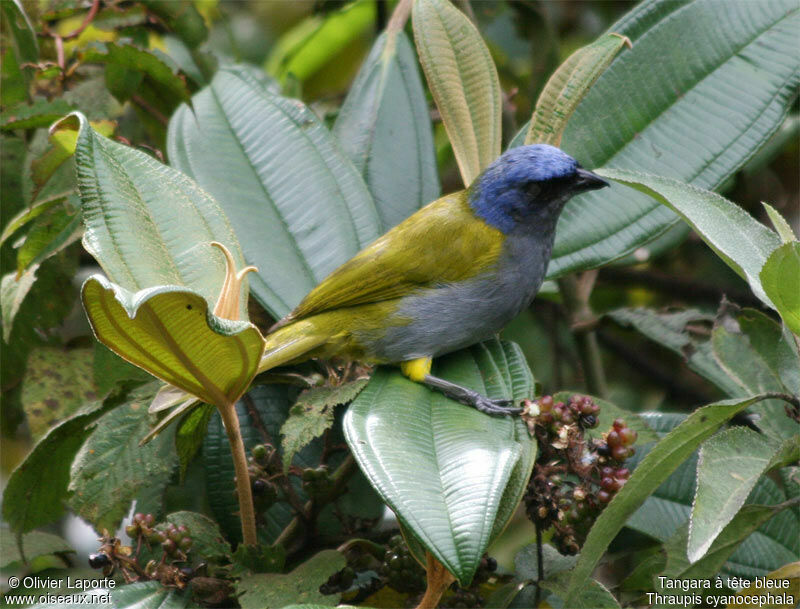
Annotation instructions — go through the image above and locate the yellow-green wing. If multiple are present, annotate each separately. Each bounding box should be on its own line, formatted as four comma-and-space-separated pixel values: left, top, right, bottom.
274, 192, 502, 327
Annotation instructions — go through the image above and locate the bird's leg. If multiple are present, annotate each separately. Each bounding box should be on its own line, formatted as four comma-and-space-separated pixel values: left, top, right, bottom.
400, 357, 522, 416
422, 375, 522, 416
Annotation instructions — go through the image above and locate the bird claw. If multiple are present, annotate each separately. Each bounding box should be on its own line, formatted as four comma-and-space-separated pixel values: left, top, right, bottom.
472, 397, 523, 417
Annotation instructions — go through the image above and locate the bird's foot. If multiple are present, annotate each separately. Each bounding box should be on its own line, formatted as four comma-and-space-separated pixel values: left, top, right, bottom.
471, 396, 523, 417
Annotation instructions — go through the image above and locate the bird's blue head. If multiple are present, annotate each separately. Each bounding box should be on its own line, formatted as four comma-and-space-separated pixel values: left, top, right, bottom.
468, 144, 608, 234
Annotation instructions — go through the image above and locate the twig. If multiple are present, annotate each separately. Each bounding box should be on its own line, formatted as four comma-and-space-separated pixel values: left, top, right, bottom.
598, 267, 761, 308
217, 401, 258, 547
274, 455, 358, 554
558, 273, 608, 397
534, 520, 543, 608
415, 552, 456, 609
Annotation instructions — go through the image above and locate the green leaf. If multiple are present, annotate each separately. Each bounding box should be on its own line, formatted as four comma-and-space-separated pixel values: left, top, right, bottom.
162, 511, 231, 562
545, 0, 800, 278
16, 199, 82, 275
81, 276, 264, 406
608, 307, 741, 395
542, 572, 621, 609
68, 390, 178, 533
0, 531, 73, 568
625, 413, 799, 580
265, 0, 375, 86
412, 0, 502, 185
2, 384, 145, 533
236, 549, 346, 609
0, 195, 67, 247
689, 427, 781, 563
67, 112, 249, 317
514, 543, 577, 581
0, 99, 74, 131
112, 582, 189, 609
597, 169, 782, 308
167, 66, 381, 319
280, 378, 369, 471
93, 342, 150, 396
21, 346, 99, 440
711, 308, 797, 442
232, 543, 286, 575
175, 403, 215, 479
333, 29, 440, 229
665, 503, 793, 588
763, 202, 797, 244
525, 33, 629, 147
31, 119, 114, 203
727, 562, 800, 609
1, 264, 38, 342
79, 42, 191, 107
1, 1, 38, 69
760, 242, 800, 336
344, 339, 536, 585
564, 395, 771, 605
140, 0, 207, 49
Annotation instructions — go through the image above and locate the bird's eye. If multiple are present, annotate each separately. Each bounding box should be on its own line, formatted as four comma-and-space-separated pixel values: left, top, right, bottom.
524, 181, 541, 198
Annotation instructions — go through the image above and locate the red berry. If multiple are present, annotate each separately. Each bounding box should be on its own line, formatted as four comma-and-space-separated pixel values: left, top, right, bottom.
612, 478, 626, 491
600, 466, 614, 478
540, 396, 553, 411
134, 513, 145, 524
607, 430, 621, 447
162, 539, 177, 555
600, 477, 615, 491
561, 411, 574, 424
597, 490, 612, 503
611, 445, 629, 461
616, 468, 630, 479
613, 418, 625, 430
619, 427, 638, 446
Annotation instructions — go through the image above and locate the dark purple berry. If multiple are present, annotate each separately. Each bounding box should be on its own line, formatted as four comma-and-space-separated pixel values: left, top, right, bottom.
88, 553, 110, 569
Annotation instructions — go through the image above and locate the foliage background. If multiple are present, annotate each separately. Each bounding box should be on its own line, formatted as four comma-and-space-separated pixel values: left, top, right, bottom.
0, 0, 798, 608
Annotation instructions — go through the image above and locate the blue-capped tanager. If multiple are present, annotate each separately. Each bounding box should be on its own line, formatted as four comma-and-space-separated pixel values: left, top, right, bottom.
257, 144, 608, 415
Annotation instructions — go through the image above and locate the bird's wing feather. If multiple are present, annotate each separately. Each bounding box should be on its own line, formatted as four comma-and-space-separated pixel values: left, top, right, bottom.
274, 192, 503, 327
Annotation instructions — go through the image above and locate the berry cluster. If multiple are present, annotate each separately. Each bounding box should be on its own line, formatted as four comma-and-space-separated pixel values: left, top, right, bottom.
248, 444, 282, 513
596, 418, 638, 462
301, 466, 335, 499
523, 395, 638, 555
380, 534, 426, 594
536, 394, 600, 429
125, 513, 193, 561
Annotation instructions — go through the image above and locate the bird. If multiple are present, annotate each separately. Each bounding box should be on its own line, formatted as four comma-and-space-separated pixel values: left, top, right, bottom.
257, 144, 608, 415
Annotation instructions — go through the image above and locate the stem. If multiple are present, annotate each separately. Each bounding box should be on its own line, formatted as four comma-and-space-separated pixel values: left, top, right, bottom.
217, 401, 258, 547
534, 521, 543, 608
274, 455, 358, 553
415, 552, 455, 609
558, 273, 608, 397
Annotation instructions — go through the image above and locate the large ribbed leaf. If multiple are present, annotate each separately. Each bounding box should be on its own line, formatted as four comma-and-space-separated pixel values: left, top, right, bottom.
333, 29, 439, 229
525, 33, 630, 147
82, 275, 264, 405
412, 0, 502, 185
544, 0, 799, 277
597, 168, 781, 307
167, 66, 381, 319
68, 112, 248, 318
343, 339, 536, 585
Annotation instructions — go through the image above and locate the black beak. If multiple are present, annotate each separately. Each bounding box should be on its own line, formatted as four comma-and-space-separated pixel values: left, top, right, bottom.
574, 167, 609, 192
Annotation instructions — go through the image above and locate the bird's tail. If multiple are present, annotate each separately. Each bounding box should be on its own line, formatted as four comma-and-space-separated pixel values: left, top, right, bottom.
257, 321, 326, 374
